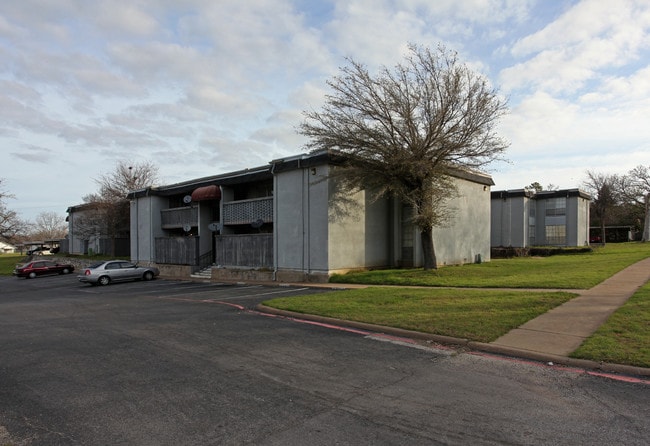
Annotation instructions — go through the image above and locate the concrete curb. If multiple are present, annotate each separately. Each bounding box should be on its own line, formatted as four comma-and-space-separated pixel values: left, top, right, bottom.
255, 304, 650, 379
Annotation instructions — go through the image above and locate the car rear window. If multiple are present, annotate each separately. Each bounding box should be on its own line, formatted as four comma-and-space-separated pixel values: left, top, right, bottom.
88, 262, 104, 268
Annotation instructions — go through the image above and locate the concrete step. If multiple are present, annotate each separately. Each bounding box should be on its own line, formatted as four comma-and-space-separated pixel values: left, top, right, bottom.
190, 266, 213, 279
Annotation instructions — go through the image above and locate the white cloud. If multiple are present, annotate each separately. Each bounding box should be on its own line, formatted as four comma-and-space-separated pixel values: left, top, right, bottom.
503, 0, 650, 94
2, 0, 650, 222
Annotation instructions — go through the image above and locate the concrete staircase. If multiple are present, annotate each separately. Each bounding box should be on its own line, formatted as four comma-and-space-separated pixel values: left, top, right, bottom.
190, 266, 213, 280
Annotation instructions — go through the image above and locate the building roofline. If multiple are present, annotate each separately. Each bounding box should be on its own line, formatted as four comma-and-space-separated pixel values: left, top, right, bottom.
127, 165, 272, 199
535, 188, 591, 200
446, 166, 495, 186
271, 150, 495, 185
492, 188, 591, 200
127, 150, 495, 199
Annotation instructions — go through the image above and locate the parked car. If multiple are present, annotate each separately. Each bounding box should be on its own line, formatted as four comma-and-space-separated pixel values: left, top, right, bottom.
27, 246, 51, 255
78, 260, 160, 286
14, 260, 75, 279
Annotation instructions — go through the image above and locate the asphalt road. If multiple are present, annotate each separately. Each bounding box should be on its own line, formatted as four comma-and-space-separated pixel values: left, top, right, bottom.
0, 274, 648, 445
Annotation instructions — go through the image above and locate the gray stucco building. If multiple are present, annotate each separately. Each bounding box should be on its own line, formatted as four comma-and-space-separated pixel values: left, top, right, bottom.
128, 151, 494, 282
491, 188, 591, 248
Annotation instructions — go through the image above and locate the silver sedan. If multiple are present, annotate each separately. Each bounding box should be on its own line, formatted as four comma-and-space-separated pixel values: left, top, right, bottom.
78, 260, 160, 286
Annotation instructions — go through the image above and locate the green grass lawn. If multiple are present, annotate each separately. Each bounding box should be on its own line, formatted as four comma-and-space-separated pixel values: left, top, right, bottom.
265, 243, 650, 367
264, 287, 576, 343
330, 243, 650, 289
0, 253, 25, 275
571, 281, 650, 368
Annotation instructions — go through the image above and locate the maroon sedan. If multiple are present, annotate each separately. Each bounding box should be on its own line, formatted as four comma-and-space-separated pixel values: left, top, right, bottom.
13, 260, 75, 279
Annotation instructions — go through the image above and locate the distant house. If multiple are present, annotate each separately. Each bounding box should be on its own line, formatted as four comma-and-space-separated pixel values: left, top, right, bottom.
128, 151, 495, 282
491, 188, 591, 248
0, 240, 17, 253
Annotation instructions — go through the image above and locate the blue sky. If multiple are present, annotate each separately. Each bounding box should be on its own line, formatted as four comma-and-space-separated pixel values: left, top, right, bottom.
2, 0, 650, 222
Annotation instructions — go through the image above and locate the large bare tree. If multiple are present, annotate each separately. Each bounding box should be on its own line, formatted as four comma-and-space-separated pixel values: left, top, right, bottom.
29, 211, 68, 241
583, 170, 620, 245
299, 44, 509, 269
0, 178, 25, 241
620, 165, 650, 242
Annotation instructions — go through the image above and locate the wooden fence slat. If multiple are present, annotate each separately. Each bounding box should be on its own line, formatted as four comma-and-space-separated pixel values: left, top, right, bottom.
215, 234, 272, 268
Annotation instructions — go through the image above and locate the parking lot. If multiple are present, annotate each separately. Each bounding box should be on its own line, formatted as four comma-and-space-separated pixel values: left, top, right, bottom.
1, 274, 649, 445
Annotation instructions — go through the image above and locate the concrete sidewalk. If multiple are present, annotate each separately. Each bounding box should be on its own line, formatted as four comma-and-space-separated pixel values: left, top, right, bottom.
490, 257, 650, 357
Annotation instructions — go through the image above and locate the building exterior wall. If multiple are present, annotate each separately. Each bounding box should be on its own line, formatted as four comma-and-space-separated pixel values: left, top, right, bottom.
275, 163, 394, 279
67, 206, 98, 255
274, 163, 330, 279
130, 194, 165, 263
569, 194, 590, 246
428, 177, 492, 266
491, 191, 532, 248
327, 186, 391, 272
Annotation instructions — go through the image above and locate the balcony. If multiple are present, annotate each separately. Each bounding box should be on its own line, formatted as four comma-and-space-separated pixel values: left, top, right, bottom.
161, 206, 198, 228
222, 197, 273, 225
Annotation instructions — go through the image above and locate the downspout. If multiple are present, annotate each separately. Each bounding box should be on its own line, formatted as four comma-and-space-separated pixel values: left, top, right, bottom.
302, 164, 306, 277
305, 166, 310, 278
271, 162, 278, 281
134, 198, 139, 263
149, 189, 154, 263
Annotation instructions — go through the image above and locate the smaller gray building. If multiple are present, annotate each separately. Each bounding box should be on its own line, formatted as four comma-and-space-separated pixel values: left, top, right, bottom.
491, 188, 591, 248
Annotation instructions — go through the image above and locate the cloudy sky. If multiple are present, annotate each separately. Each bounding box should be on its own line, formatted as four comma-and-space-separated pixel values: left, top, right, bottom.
2, 0, 650, 222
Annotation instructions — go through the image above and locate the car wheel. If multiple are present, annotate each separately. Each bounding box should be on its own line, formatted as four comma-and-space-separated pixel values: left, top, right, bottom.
28, 272, 37, 279
62, 268, 70, 274
143, 271, 154, 281
98, 276, 111, 286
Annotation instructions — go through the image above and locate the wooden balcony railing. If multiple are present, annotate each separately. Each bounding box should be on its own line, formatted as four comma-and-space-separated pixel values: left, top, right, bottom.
161, 206, 198, 228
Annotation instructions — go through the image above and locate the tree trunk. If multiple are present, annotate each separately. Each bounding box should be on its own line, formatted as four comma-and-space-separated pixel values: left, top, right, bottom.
420, 228, 437, 270
600, 221, 606, 245
641, 193, 650, 242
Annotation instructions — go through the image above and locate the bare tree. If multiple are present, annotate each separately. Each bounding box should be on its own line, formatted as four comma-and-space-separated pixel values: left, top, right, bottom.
29, 211, 68, 241
0, 178, 25, 241
620, 165, 650, 242
299, 44, 509, 269
583, 171, 620, 245
94, 160, 159, 202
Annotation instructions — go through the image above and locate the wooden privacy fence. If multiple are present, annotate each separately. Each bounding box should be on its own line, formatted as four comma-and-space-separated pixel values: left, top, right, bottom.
155, 236, 199, 265
154, 234, 273, 268
215, 234, 273, 268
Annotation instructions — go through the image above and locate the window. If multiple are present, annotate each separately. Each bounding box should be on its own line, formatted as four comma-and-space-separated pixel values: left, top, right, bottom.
544, 197, 566, 245
545, 197, 566, 216
545, 225, 566, 245
528, 202, 536, 245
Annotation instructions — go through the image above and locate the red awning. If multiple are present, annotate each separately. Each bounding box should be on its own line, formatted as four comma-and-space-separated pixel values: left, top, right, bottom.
191, 185, 221, 201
